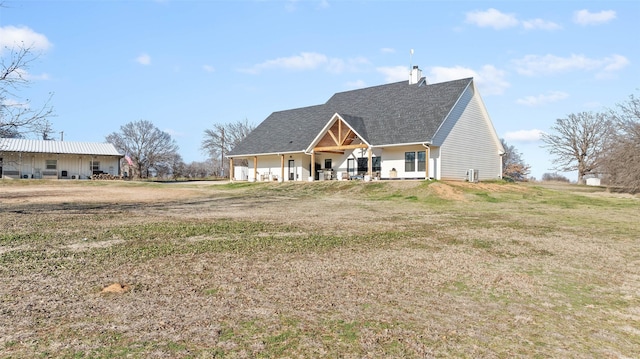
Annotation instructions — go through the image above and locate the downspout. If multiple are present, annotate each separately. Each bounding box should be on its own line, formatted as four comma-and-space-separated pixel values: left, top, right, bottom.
422, 142, 431, 180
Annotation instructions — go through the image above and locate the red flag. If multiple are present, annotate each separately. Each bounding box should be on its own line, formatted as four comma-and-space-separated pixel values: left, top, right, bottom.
125, 155, 133, 166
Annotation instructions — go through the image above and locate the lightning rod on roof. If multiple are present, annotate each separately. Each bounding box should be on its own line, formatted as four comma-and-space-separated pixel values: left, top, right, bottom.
410, 49, 414, 69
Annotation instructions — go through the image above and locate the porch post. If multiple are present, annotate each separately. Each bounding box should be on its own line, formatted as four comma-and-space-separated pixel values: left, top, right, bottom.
229, 158, 234, 181
311, 152, 315, 182
280, 154, 285, 182
425, 146, 430, 179
253, 156, 258, 181
367, 147, 372, 178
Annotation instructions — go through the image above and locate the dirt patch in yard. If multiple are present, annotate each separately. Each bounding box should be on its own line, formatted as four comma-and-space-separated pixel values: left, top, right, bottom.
427, 182, 467, 201
101, 283, 131, 294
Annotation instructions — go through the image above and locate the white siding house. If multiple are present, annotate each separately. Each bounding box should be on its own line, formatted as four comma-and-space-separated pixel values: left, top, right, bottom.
228, 67, 504, 182
0, 138, 123, 179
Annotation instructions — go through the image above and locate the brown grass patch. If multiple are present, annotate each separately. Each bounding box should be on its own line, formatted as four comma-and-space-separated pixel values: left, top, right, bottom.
427, 181, 467, 201
101, 283, 131, 294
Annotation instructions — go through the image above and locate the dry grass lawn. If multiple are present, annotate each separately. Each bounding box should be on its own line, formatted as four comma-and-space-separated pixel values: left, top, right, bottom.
0, 179, 639, 358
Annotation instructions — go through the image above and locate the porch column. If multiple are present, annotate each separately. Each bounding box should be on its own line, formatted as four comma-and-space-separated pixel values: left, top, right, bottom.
310, 152, 315, 182
253, 156, 258, 181
229, 158, 234, 181
425, 146, 430, 179
280, 154, 285, 182
367, 147, 372, 178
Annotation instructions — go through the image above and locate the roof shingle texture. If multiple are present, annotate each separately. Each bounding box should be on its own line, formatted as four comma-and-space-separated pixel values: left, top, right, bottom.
229, 77, 472, 156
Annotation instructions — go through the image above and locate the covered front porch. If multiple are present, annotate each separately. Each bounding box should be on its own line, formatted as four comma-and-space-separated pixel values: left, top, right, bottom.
229, 113, 378, 182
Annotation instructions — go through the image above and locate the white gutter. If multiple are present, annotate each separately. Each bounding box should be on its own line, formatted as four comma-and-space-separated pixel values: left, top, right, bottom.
373, 141, 432, 148
227, 150, 305, 159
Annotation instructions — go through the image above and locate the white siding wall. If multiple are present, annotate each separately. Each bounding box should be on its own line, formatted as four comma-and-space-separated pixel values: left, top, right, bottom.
248, 147, 436, 182
233, 166, 249, 181
378, 145, 427, 179
433, 85, 502, 181
247, 154, 313, 182
250, 155, 284, 181
1, 153, 120, 179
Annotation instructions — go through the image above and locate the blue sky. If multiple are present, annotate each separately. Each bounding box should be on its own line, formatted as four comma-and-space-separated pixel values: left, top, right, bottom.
1, 0, 637, 181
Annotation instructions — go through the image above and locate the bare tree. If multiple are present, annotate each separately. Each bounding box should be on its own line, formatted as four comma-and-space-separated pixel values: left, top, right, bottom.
201, 118, 255, 177
106, 120, 179, 179
154, 152, 186, 180
1, 43, 55, 138
541, 112, 612, 184
603, 94, 640, 192
500, 138, 530, 181
184, 160, 215, 179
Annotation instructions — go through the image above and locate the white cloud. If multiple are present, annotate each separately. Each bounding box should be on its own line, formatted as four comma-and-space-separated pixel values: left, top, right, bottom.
285, 0, 329, 12
241, 52, 326, 74
136, 53, 151, 65
202, 65, 215, 73
285, 0, 298, 12
2, 67, 50, 82
513, 53, 629, 76
465, 8, 519, 30
380, 48, 395, 54
516, 91, 569, 106
573, 9, 616, 26
345, 79, 366, 89
466, 9, 560, 31
1, 97, 30, 109
164, 128, 184, 137
503, 129, 544, 142
376, 66, 409, 83
522, 18, 562, 31
24, 71, 50, 81
429, 65, 509, 95
601, 54, 629, 71
0, 25, 52, 54
240, 52, 369, 75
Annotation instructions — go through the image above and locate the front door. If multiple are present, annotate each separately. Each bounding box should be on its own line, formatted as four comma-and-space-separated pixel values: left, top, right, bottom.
288, 160, 295, 181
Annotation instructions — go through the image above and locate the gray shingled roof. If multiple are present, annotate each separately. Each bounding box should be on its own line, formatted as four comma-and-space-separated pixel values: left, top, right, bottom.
229, 77, 472, 156
0, 138, 123, 156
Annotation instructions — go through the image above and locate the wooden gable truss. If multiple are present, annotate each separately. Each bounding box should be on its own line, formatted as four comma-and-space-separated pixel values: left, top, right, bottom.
310, 114, 371, 179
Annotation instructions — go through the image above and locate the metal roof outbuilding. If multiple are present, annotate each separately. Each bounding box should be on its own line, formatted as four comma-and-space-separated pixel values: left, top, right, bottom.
0, 138, 122, 156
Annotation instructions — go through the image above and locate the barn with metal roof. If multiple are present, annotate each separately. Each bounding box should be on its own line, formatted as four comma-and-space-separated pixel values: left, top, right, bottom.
0, 138, 123, 179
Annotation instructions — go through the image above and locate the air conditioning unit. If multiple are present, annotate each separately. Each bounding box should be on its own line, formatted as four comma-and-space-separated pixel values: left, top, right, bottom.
467, 169, 479, 182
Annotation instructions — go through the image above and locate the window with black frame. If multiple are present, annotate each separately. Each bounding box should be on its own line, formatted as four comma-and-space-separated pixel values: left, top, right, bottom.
417, 151, 426, 172
356, 157, 381, 175
405, 152, 415, 172
357, 157, 368, 175
372, 157, 381, 173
